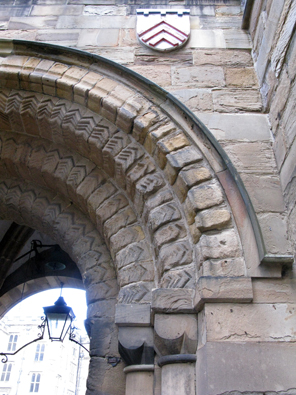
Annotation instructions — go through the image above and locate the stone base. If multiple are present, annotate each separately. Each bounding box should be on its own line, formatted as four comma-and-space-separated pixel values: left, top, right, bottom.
196, 342, 296, 395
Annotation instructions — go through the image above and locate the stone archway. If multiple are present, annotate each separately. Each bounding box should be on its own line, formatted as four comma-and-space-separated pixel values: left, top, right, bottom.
0, 40, 283, 395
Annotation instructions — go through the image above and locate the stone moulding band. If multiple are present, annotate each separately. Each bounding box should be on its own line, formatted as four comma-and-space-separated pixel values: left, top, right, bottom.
158, 354, 197, 367
124, 364, 155, 373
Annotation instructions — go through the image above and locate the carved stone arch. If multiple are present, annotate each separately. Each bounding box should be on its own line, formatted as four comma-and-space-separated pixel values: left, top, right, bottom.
0, 40, 290, 395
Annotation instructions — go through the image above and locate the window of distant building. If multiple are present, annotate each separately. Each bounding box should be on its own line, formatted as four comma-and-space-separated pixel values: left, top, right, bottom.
1, 363, 12, 382
7, 334, 18, 352
34, 344, 45, 362
30, 373, 41, 392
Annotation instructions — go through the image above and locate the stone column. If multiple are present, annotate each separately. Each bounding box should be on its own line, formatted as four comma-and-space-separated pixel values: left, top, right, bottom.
115, 303, 155, 395
154, 313, 198, 395
158, 354, 196, 395
124, 364, 154, 395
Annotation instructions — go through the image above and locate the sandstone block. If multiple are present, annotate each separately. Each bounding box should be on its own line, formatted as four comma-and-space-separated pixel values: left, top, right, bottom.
187, 181, 224, 211
152, 289, 194, 313
115, 142, 145, 188
174, 165, 212, 202
195, 113, 271, 141
101, 84, 134, 123
115, 240, 151, 270
148, 202, 181, 232
221, 141, 277, 174
96, 193, 128, 230
133, 111, 160, 145
74, 71, 103, 105
102, 131, 130, 176
203, 303, 296, 342
189, 29, 226, 49
116, 94, 148, 134
258, 213, 291, 255
144, 121, 177, 154
42, 62, 69, 95
87, 77, 118, 113
118, 281, 154, 304
213, 89, 262, 112
160, 264, 196, 289
126, 156, 156, 200
193, 49, 253, 67
134, 173, 165, 213
154, 313, 197, 355
56, 66, 88, 101
115, 304, 151, 326
103, 206, 137, 241
194, 277, 253, 310
129, 64, 171, 87
8, 16, 57, 30
110, 225, 145, 256
156, 132, 189, 169
202, 258, 246, 277
200, 229, 241, 260
153, 221, 187, 250
225, 67, 258, 88
86, 280, 119, 303
169, 87, 213, 112
195, 208, 231, 231
157, 240, 193, 275
87, 181, 117, 223
118, 260, 154, 287
240, 173, 285, 213
172, 65, 225, 87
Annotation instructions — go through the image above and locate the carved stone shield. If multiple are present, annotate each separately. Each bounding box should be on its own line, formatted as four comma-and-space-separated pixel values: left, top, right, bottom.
137, 9, 190, 52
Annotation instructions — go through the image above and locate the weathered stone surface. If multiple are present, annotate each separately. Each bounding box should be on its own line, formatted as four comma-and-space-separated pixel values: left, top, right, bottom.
196, 113, 271, 141
189, 29, 226, 49
225, 67, 258, 88
118, 282, 154, 304
115, 240, 151, 270
195, 277, 253, 310
200, 229, 241, 260
153, 221, 187, 250
172, 65, 225, 88
240, 173, 285, 213
202, 258, 246, 277
160, 265, 196, 289
148, 202, 181, 232
125, 369, 154, 395
187, 181, 224, 211
152, 288, 194, 313
118, 260, 154, 287
144, 121, 177, 154
221, 141, 278, 174
169, 88, 213, 112
196, 342, 296, 395
203, 303, 296, 342
129, 64, 171, 87
161, 363, 196, 395
103, 205, 137, 240
195, 208, 231, 231
157, 241, 193, 274
110, 224, 145, 256
115, 304, 151, 326
258, 213, 291, 255
193, 49, 253, 67
154, 313, 197, 355
174, 165, 212, 202
134, 173, 165, 213
213, 89, 262, 112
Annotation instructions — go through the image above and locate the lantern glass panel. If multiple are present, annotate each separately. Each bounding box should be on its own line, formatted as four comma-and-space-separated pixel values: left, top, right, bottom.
47, 313, 72, 341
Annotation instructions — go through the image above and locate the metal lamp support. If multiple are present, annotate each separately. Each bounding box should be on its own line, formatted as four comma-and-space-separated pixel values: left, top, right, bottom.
0, 294, 89, 363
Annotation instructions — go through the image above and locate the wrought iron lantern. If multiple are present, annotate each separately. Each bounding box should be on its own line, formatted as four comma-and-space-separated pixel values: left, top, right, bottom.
0, 292, 89, 363
43, 296, 75, 342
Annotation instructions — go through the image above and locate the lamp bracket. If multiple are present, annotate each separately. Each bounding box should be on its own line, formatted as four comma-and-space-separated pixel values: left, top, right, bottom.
0, 317, 46, 363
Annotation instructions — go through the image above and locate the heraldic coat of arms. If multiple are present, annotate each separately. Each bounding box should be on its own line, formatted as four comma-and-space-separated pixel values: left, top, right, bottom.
137, 9, 190, 52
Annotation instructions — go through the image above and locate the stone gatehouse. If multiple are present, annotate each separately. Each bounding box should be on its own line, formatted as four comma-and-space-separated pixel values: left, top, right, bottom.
0, 0, 295, 394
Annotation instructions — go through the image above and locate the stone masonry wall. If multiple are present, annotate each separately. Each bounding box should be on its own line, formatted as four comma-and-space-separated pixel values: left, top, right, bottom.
248, 0, 296, 263
0, 0, 289, 263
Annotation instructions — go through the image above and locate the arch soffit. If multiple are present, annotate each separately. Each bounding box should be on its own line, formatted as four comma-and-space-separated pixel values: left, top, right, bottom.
0, 40, 280, 310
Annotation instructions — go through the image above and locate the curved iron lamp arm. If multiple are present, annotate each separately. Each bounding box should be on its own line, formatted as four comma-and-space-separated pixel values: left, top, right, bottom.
69, 327, 90, 354
0, 318, 46, 363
